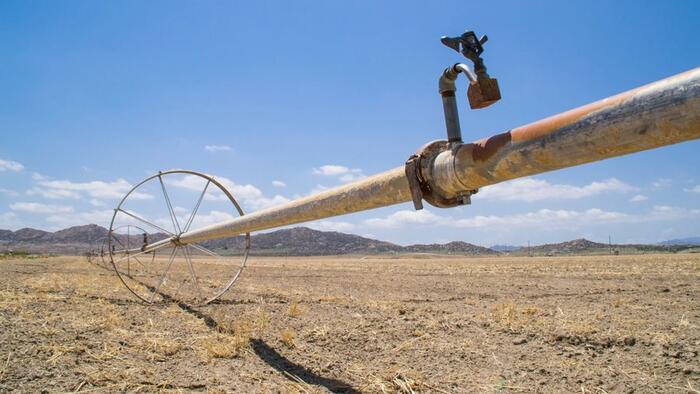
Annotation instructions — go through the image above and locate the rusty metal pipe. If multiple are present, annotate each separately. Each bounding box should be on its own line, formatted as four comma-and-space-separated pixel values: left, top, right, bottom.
145, 67, 699, 249
427, 67, 700, 197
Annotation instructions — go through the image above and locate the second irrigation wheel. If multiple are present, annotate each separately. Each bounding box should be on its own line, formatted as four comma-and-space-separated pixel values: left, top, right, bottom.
108, 170, 250, 305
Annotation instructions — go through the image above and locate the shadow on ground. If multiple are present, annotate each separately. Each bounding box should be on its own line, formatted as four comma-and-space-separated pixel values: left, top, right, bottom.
178, 301, 359, 393
111, 267, 360, 392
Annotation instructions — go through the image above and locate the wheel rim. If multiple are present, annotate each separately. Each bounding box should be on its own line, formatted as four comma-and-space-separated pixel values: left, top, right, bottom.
108, 170, 250, 305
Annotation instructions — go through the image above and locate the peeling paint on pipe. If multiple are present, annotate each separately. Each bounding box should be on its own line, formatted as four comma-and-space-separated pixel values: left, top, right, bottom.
158, 67, 700, 247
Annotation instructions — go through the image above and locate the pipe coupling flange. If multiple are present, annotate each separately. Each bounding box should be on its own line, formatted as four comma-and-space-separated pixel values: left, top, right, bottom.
405, 140, 476, 210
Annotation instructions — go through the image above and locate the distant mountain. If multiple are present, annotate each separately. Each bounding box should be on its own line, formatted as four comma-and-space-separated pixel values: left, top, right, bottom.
0, 224, 163, 254
0, 225, 492, 256
520, 238, 698, 255
538, 238, 607, 252
404, 241, 497, 255
523, 238, 612, 255
2, 225, 698, 256
659, 237, 700, 246
12, 228, 51, 242
201, 227, 403, 255
51, 224, 108, 243
490, 244, 522, 252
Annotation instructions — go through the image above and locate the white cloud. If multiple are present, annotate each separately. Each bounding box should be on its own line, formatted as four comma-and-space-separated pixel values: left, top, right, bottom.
339, 173, 366, 183
160, 210, 236, 230
364, 206, 700, 230
450, 208, 630, 228
167, 174, 290, 211
630, 194, 648, 202
246, 195, 290, 211
173, 206, 188, 214
89, 199, 106, 207
308, 220, 355, 232
34, 178, 152, 200
683, 185, 700, 193
313, 164, 365, 183
32, 172, 48, 181
113, 209, 237, 234
0, 212, 21, 230
10, 202, 74, 214
475, 177, 637, 202
188, 210, 236, 228
313, 165, 352, 176
309, 184, 329, 195
364, 209, 443, 228
204, 145, 232, 152
27, 187, 81, 199
45, 209, 114, 229
0, 159, 24, 172
272, 180, 287, 188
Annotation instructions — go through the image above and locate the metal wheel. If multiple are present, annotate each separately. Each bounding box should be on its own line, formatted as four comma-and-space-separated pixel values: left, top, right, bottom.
108, 170, 250, 305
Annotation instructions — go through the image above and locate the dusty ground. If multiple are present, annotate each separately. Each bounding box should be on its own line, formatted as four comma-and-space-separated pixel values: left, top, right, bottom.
0, 253, 699, 393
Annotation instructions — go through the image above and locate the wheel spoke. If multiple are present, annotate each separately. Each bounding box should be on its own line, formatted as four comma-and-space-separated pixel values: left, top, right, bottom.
117, 209, 175, 236
184, 180, 210, 233
149, 247, 179, 303
183, 246, 203, 300
131, 255, 148, 270
112, 243, 171, 264
188, 242, 220, 258
127, 225, 131, 275
158, 174, 181, 234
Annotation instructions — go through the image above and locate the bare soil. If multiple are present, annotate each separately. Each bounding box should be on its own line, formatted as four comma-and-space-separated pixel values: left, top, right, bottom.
0, 253, 698, 393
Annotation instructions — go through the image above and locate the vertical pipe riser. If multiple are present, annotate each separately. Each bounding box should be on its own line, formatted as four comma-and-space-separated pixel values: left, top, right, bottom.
441, 93, 462, 143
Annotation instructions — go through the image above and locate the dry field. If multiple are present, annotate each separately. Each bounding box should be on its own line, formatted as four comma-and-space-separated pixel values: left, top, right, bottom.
0, 253, 698, 393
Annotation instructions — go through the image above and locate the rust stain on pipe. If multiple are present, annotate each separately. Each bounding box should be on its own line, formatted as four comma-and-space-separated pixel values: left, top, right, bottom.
471, 132, 512, 162
507, 67, 700, 144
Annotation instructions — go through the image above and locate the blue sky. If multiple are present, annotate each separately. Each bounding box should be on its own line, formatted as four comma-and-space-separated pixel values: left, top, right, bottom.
1, 1, 699, 246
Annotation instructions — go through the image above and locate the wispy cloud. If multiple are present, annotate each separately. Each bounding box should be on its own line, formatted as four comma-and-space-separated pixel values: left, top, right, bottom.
365, 209, 442, 228
475, 177, 637, 202
0, 212, 20, 229
272, 180, 287, 188
32, 172, 48, 181
630, 194, 648, 202
308, 220, 355, 232
684, 185, 700, 193
204, 145, 232, 153
313, 164, 365, 183
10, 202, 74, 214
89, 199, 106, 207
309, 184, 329, 195
0, 158, 24, 172
27, 187, 81, 199
32, 177, 152, 200
44, 209, 114, 230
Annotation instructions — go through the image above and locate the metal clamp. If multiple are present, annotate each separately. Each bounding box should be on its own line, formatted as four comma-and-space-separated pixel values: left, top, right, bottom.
405, 140, 477, 210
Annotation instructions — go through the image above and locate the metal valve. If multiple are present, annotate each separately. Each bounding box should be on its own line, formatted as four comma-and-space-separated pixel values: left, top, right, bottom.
441, 31, 501, 109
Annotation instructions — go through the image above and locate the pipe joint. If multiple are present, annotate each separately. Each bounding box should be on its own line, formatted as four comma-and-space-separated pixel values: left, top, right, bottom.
405, 140, 478, 210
